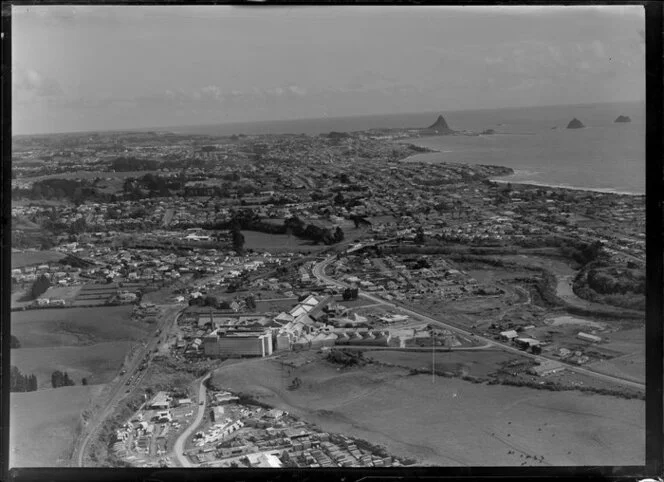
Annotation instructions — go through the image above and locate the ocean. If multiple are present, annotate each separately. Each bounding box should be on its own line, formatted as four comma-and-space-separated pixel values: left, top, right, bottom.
168, 101, 645, 194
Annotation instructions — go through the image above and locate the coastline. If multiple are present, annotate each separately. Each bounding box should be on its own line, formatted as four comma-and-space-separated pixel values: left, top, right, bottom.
399, 143, 644, 197
489, 176, 644, 197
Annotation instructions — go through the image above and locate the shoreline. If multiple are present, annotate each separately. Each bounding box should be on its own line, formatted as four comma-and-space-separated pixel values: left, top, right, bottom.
489, 172, 644, 197
399, 144, 644, 197
490, 179, 643, 197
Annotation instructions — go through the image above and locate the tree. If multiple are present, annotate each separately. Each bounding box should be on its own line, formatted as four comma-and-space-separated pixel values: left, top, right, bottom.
51, 370, 63, 388
51, 370, 74, 388
63, 372, 75, 386
245, 296, 256, 310
204, 295, 218, 308
231, 226, 245, 255
342, 287, 359, 301
10, 335, 21, 349
82, 378, 88, 386
30, 274, 51, 300
69, 217, 87, 234
414, 226, 425, 245
10, 366, 37, 392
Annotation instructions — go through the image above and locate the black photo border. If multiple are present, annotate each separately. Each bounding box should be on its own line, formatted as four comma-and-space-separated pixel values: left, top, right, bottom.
1, 1, 662, 482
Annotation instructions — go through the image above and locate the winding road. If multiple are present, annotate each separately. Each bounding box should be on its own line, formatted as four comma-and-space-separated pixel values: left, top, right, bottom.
172, 373, 210, 467
312, 256, 645, 392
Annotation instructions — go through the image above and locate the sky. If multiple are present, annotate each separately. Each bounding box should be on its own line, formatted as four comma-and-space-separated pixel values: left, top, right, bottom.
12, 5, 645, 135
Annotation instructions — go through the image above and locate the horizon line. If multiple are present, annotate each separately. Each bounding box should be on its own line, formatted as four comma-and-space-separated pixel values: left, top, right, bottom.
13, 98, 644, 138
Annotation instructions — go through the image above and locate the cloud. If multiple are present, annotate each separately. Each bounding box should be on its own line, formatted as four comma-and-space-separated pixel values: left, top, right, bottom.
288, 85, 307, 96
13, 67, 63, 98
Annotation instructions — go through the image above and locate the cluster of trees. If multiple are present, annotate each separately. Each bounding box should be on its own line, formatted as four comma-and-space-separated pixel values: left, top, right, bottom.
13, 178, 113, 204
191, 295, 227, 309
326, 349, 365, 367
342, 287, 359, 301
29, 274, 51, 300
10, 366, 38, 392
135, 173, 181, 196
586, 267, 645, 295
206, 211, 345, 246
572, 262, 645, 311
51, 370, 76, 388
405, 257, 431, 270
285, 217, 344, 245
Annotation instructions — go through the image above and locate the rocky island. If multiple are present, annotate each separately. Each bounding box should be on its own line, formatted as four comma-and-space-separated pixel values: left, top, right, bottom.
420, 115, 456, 135
614, 115, 632, 123
566, 118, 585, 129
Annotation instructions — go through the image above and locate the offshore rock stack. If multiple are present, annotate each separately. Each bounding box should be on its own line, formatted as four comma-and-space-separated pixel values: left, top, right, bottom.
566, 118, 585, 129
427, 115, 455, 134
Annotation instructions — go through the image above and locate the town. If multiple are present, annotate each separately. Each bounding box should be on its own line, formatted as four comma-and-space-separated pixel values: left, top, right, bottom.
10, 126, 646, 468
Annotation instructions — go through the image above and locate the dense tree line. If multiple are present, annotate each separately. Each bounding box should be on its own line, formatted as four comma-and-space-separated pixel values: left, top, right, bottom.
586, 267, 645, 295
110, 157, 159, 171
13, 178, 117, 204
51, 370, 76, 388
10, 366, 38, 392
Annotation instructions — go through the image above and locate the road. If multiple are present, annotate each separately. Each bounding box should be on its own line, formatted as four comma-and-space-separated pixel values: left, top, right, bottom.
73, 305, 184, 467
312, 256, 645, 392
172, 373, 210, 467
328, 344, 494, 352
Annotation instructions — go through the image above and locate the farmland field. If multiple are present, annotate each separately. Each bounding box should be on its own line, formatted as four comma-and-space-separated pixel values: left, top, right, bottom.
10, 384, 105, 467
586, 352, 645, 384
211, 355, 644, 466
11, 341, 131, 388
11, 250, 66, 268
25, 169, 155, 182
41, 285, 84, 302
10, 304, 156, 468
11, 305, 149, 348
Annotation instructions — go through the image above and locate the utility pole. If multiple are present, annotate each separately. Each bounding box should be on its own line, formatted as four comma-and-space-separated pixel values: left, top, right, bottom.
432, 330, 436, 384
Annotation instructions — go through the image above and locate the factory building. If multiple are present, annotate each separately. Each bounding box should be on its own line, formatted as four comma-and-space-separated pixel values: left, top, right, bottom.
203, 329, 273, 358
